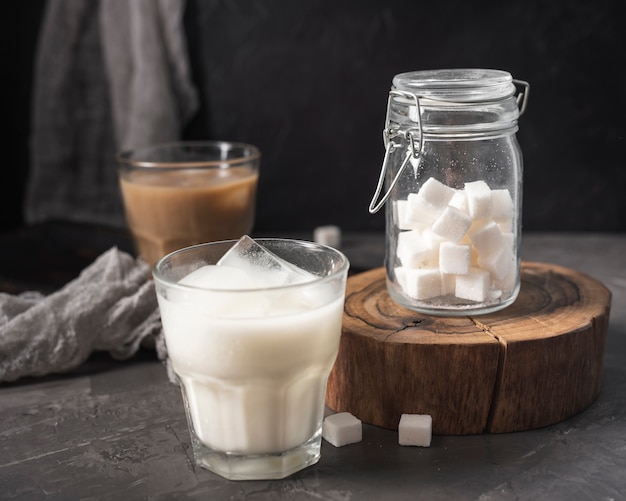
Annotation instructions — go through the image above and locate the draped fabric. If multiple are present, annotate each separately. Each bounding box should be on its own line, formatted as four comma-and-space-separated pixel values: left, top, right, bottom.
25, 0, 199, 227
0, 247, 164, 383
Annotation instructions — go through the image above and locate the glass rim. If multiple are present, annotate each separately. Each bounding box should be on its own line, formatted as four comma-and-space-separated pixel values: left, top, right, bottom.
117, 140, 261, 169
392, 68, 516, 102
152, 238, 350, 293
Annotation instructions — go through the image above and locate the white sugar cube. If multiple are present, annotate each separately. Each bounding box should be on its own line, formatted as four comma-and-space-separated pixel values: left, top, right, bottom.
498, 219, 513, 233
397, 230, 430, 268
448, 189, 468, 214
313, 225, 341, 248
455, 267, 491, 302
398, 267, 442, 300
399, 228, 442, 268
423, 228, 444, 264
465, 180, 492, 220
421, 226, 444, 242
407, 177, 455, 224
431, 206, 472, 243
469, 221, 505, 256
395, 200, 426, 231
420, 177, 456, 206
502, 232, 515, 250
439, 242, 471, 275
470, 245, 480, 267
491, 189, 514, 222
478, 246, 515, 280
406, 192, 440, 225
440, 272, 456, 296
464, 219, 485, 240
398, 414, 432, 447
322, 412, 362, 447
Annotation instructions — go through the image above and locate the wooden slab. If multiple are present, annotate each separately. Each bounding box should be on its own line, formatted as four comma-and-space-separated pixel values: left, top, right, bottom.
326, 262, 612, 435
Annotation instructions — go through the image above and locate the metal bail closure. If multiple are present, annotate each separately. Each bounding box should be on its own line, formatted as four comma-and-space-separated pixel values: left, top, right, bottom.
514, 79, 530, 116
369, 90, 423, 214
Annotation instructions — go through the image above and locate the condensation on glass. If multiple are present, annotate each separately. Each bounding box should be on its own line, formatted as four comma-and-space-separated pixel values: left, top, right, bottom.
370, 69, 529, 316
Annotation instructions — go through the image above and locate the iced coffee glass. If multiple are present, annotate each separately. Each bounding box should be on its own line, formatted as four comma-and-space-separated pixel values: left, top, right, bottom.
118, 141, 260, 266
153, 237, 349, 480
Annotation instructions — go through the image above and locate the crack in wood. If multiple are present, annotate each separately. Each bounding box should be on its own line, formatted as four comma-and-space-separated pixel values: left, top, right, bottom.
469, 316, 508, 433
385, 318, 424, 342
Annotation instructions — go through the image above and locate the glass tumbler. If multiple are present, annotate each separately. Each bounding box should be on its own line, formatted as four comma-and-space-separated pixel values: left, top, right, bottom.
153, 238, 349, 480
118, 141, 260, 266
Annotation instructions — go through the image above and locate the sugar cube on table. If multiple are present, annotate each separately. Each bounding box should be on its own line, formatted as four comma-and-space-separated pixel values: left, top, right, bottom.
313, 225, 342, 248
322, 412, 362, 447
398, 414, 432, 447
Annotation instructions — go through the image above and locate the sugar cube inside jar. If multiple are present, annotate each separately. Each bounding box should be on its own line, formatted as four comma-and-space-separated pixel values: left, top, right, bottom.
391, 176, 519, 314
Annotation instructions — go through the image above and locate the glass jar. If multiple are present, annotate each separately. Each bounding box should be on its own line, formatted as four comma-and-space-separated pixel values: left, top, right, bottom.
369, 69, 529, 316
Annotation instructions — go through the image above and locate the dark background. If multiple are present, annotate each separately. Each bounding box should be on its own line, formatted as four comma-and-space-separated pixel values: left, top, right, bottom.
3, 0, 625, 235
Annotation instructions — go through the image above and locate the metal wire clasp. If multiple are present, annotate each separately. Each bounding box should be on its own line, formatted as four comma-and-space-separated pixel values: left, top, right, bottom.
369, 90, 423, 214
514, 79, 530, 115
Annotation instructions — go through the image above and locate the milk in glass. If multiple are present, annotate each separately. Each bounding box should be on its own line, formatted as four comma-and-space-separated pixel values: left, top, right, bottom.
156, 237, 346, 458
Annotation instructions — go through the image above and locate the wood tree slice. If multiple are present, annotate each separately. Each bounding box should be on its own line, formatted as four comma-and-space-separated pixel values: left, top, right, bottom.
326, 262, 612, 435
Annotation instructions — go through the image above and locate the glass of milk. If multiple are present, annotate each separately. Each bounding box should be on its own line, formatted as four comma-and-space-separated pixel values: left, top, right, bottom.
153, 236, 349, 480
118, 141, 260, 266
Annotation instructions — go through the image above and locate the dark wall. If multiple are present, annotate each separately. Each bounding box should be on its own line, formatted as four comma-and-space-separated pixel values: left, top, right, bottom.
182, 0, 626, 233
3, 0, 625, 234
1, 2, 46, 232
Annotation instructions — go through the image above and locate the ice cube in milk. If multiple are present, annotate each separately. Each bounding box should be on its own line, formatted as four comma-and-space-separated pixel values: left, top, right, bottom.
175, 263, 268, 317
217, 235, 316, 287
158, 236, 345, 455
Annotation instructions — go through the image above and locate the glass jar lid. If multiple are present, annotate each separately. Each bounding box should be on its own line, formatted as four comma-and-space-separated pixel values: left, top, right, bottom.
392, 69, 518, 103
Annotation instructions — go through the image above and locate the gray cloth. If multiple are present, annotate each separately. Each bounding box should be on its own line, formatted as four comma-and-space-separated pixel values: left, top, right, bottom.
0, 248, 164, 383
25, 0, 199, 227
100, 0, 199, 151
